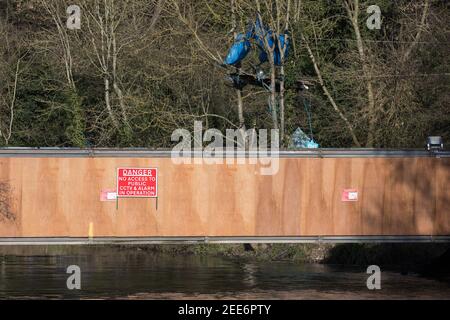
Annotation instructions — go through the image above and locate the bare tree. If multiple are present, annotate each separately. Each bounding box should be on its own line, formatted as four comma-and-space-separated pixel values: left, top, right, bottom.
255, 0, 279, 132
253, 0, 293, 145
343, 0, 377, 147
80, 0, 123, 129
343, 0, 431, 147
0, 58, 20, 145
39, 0, 76, 91
401, 0, 431, 63
275, 0, 291, 144
301, 33, 362, 147
0, 15, 24, 146
76, 0, 167, 133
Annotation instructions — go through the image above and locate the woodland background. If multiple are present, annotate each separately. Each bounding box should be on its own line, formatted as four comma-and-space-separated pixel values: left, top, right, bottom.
0, 0, 449, 149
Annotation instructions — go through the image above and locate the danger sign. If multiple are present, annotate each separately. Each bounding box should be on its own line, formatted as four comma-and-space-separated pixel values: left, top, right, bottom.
117, 167, 158, 198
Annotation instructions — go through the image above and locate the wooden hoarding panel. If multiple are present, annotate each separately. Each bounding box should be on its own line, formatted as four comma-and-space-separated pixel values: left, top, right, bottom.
0, 156, 448, 238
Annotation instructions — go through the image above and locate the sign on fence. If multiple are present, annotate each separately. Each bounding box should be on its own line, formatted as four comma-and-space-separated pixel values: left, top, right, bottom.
100, 189, 117, 201
342, 189, 358, 202
117, 168, 158, 198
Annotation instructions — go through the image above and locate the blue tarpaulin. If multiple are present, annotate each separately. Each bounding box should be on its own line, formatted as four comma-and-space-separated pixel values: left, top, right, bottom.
224, 33, 251, 66
252, 17, 290, 66
256, 31, 290, 66
224, 17, 290, 67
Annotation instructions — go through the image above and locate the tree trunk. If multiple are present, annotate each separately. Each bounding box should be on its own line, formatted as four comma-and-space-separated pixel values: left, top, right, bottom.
279, 64, 285, 144
104, 77, 119, 129
2, 58, 20, 145
112, 33, 131, 129
269, 60, 279, 131
231, 0, 246, 146
255, 6, 279, 131
345, 0, 377, 147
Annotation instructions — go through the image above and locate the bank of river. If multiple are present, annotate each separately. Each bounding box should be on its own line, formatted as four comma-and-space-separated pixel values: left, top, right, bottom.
2, 243, 448, 264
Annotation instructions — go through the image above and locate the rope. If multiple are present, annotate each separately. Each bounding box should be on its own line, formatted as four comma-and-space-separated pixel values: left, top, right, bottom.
262, 81, 271, 92
303, 96, 314, 140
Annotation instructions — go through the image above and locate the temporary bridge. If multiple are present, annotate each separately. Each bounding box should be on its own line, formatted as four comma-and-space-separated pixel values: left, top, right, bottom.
0, 148, 448, 244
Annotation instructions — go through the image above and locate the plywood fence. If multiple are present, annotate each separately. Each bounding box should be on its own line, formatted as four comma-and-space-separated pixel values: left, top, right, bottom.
0, 155, 448, 237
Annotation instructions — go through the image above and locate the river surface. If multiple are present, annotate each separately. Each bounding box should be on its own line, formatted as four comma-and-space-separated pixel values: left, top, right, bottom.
0, 248, 449, 299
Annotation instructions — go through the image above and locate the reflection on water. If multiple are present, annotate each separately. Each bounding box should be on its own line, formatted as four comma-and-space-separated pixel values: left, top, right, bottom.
0, 248, 449, 299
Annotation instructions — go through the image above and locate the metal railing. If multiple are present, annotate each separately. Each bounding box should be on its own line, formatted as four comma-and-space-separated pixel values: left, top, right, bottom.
0, 147, 448, 158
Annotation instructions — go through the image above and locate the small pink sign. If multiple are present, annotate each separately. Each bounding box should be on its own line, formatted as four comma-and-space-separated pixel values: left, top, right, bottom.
100, 189, 117, 201
342, 189, 358, 202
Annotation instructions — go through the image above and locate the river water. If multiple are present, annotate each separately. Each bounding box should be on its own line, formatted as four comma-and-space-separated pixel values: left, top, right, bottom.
0, 248, 449, 299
